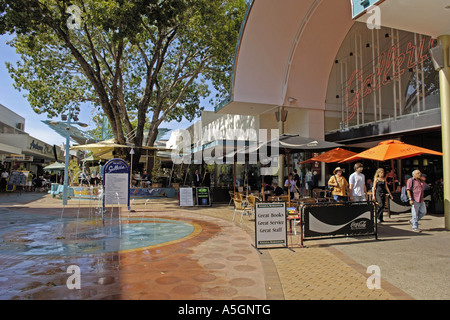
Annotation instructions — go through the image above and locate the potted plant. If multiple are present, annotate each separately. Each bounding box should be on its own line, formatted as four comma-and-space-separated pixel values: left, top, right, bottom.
431, 182, 444, 214
172, 165, 186, 189
151, 159, 164, 188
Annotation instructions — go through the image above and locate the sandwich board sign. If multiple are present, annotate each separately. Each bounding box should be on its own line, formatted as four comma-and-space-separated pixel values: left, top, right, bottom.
196, 187, 211, 206
179, 187, 194, 207
102, 158, 130, 210
8, 171, 29, 187
255, 203, 287, 249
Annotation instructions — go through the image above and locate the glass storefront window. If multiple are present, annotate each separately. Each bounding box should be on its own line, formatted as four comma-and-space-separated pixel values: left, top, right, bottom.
325, 22, 440, 132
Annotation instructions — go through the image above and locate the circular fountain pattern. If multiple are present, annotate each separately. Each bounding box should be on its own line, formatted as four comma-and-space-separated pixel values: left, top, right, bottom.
0, 212, 196, 256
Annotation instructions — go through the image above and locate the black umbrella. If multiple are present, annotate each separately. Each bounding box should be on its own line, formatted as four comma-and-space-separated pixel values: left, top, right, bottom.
265, 134, 342, 153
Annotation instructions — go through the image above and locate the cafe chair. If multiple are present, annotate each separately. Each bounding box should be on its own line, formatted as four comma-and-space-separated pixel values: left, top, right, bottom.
246, 195, 257, 218
312, 188, 323, 199
300, 197, 317, 204
233, 198, 252, 224
228, 191, 235, 206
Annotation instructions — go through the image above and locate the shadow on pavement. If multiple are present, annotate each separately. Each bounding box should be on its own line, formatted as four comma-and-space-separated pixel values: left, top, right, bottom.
0, 192, 49, 205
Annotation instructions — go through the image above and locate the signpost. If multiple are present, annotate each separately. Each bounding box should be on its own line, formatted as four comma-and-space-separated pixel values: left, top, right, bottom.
254, 203, 287, 250
196, 187, 211, 206
179, 187, 194, 207
102, 159, 130, 211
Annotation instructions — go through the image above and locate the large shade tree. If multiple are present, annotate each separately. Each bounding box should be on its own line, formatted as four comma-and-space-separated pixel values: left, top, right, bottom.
0, 0, 246, 168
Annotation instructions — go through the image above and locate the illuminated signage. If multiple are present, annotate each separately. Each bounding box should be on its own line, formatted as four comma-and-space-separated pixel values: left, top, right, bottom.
343, 37, 437, 124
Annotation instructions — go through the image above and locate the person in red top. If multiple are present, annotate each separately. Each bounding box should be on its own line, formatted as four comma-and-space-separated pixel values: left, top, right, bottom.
406, 170, 426, 232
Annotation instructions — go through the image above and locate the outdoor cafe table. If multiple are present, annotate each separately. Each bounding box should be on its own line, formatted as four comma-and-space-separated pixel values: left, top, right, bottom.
313, 189, 332, 201
266, 195, 290, 203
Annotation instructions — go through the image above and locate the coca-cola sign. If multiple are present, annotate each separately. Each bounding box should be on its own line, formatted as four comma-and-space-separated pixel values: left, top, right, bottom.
302, 203, 376, 241
351, 220, 367, 230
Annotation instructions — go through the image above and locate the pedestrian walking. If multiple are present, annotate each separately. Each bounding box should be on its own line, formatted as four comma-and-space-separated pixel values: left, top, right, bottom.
406, 170, 426, 232
328, 167, 349, 202
372, 168, 393, 223
284, 174, 299, 200
349, 163, 367, 202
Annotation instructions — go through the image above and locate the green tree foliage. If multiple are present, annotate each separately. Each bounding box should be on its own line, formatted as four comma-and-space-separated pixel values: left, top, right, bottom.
0, 0, 246, 166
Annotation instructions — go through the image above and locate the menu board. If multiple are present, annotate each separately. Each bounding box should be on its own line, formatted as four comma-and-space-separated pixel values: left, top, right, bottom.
104, 173, 129, 205
8, 171, 29, 186
179, 187, 194, 207
102, 159, 130, 208
196, 187, 211, 206
255, 203, 287, 249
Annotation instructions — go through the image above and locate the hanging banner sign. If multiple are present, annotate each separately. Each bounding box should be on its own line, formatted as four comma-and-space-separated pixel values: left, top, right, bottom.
255, 203, 287, 249
179, 187, 194, 207
102, 158, 130, 209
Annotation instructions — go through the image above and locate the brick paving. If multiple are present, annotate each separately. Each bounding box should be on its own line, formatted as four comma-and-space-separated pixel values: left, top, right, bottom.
3, 192, 446, 300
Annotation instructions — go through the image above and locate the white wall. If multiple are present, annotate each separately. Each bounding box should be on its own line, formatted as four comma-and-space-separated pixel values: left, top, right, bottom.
0, 104, 25, 130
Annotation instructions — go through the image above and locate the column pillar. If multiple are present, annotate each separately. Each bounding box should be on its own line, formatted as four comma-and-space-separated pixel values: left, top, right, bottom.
277, 106, 285, 185
437, 35, 450, 230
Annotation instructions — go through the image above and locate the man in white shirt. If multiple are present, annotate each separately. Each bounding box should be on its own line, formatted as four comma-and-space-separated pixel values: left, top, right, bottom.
1, 171, 8, 179
349, 163, 367, 202
1, 170, 9, 191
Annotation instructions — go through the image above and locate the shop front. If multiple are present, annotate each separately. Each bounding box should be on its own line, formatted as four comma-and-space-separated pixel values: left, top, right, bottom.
0, 134, 63, 175
213, 0, 448, 226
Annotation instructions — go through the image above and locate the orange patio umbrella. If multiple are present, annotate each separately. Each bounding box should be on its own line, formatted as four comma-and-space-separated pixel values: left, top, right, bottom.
340, 140, 443, 163
300, 148, 358, 164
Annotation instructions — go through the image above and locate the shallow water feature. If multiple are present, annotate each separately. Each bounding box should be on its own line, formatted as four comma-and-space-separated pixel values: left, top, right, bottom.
0, 209, 194, 256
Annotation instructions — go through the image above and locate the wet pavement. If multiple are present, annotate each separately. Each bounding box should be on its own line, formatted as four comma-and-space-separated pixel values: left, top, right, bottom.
0, 194, 265, 300
1, 192, 449, 300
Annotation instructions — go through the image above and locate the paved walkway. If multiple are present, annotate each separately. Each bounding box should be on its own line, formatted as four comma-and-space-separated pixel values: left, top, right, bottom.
1, 192, 449, 300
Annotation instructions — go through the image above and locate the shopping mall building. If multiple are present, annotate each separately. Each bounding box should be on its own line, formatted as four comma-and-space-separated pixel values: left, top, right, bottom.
215, 0, 450, 228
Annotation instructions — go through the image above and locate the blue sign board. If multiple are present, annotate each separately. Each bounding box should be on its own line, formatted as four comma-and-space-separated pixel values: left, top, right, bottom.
102, 158, 130, 210
351, 0, 384, 19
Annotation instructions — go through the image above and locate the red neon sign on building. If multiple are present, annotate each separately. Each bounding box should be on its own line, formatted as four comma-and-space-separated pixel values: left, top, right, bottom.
343, 37, 437, 124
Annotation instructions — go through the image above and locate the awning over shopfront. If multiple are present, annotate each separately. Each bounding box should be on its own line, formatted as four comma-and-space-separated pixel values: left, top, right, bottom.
216, 0, 354, 116
250, 134, 342, 155
0, 142, 22, 155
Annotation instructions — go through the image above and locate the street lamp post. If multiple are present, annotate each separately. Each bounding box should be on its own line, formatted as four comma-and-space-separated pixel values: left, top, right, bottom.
62, 107, 72, 206
60, 107, 88, 206
130, 148, 135, 188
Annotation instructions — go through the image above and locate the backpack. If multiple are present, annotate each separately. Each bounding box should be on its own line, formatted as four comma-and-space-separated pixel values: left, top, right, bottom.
400, 186, 409, 203
400, 178, 414, 204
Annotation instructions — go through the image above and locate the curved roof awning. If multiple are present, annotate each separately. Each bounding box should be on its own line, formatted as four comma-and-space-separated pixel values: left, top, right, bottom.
217, 0, 354, 115
217, 0, 448, 117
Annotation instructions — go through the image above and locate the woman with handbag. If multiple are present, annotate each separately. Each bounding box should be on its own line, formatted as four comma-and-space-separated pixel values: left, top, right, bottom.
328, 167, 349, 202
285, 174, 301, 200
372, 168, 394, 223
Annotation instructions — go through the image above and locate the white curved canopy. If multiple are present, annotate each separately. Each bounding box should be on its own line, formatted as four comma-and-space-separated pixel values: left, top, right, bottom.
219, 0, 448, 116
219, 0, 354, 115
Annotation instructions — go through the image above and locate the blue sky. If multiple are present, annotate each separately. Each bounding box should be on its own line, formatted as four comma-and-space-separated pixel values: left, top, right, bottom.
0, 34, 213, 146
